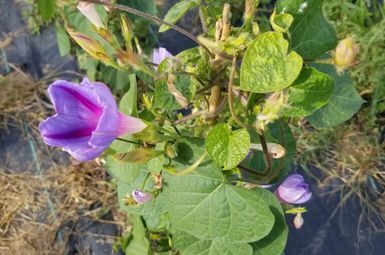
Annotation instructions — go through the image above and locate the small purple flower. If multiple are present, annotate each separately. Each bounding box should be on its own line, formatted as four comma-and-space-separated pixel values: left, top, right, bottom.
39, 78, 146, 162
275, 174, 312, 204
152, 47, 172, 67
132, 189, 152, 204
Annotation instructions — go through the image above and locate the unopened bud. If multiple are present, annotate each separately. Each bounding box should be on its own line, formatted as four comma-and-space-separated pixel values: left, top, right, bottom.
120, 14, 133, 48
250, 143, 286, 159
77, 2, 105, 29
293, 213, 304, 229
67, 28, 109, 62
334, 37, 359, 70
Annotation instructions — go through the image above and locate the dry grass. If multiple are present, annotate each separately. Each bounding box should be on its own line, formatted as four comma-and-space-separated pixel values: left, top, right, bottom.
294, 116, 385, 231
0, 162, 123, 255
0, 67, 50, 135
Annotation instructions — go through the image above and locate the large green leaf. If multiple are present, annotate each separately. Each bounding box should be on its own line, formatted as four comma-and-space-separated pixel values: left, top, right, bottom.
173, 231, 253, 255
306, 64, 364, 128
240, 32, 303, 93
252, 189, 288, 255
165, 162, 275, 242
159, 0, 198, 32
154, 60, 196, 110
205, 124, 250, 170
282, 68, 334, 117
279, 0, 337, 60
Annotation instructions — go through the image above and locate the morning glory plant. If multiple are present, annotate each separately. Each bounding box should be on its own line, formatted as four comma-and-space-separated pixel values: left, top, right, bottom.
40, 0, 363, 254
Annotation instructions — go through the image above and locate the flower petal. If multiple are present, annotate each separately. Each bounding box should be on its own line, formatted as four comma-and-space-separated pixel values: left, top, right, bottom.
39, 114, 96, 148
80, 78, 117, 108
65, 143, 108, 162
117, 113, 147, 135
152, 47, 172, 66
293, 191, 312, 204
277, 186, 306, 203
89, 103, 120, 147
48, 80, 103, 119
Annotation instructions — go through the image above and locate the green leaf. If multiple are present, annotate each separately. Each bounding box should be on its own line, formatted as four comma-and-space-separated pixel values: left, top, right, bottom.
101, 67, 132, 94
173, 231, 253, 255
252, 189, 288, 255
106, 140, 140, 184
240, 32, 303, 93
159, 0, 198, 33
283, 0, 337, 60
55, 25, 71, 56
125, 215, 150, 255
276, 0, 306, 14
282, 67, 334, 117
270, 10, 293, 33
38, 0, 56, 21
306, 64, 364, 128
154, 60, 196, 110
205, 124, 250, 170
119, 74, 138, 115
165, 162, 275, 242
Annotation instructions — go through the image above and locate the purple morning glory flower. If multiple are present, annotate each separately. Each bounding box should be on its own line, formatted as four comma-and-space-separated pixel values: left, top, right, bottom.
152, 47, 172, 66
275, 174, 312, 204
39, 78, 146, 162
132, 189, 152, 204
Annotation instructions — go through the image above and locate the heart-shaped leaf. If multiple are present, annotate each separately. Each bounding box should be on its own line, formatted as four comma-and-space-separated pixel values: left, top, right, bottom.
165, 162, 275, 242
240, 32, 303, 93
205, 124, 250, 169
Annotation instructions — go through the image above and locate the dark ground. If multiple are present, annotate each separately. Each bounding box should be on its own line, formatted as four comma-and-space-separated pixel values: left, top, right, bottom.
1, 0, 385, 254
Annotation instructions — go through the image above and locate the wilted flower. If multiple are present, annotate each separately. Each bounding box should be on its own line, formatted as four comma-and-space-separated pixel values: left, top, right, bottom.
39, 79, 146, 162
77, 2, 105, 29
275, 174, 312, 204
152, 47, 172, 66
132, 189, 153, 204
293, 213, 304, 229
334, 37, 359, 71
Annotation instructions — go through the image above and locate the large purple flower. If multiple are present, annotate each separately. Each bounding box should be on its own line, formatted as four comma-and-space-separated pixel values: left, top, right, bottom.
39, 78, 146, 162
275, 174, 312, 204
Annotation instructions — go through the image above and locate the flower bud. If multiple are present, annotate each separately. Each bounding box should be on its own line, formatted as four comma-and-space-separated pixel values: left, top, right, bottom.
334, 37, 359, 70
132, 189, 152, 204
121, 14, 133, 48
275, 174, 312, 204
293, 213, 304, 229
77, 2, 105, 29
67, 28, 109, 62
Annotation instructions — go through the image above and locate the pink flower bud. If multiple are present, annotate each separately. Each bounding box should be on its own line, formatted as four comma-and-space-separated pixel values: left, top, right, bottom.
132, 189, 152, 204
293, 213, 304, 229
77, 2, 105, 29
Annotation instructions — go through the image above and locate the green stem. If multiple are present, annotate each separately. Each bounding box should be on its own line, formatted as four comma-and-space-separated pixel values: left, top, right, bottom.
175, 152, 208, 176
116, 137, 141, 145
228, 55, 248, 128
